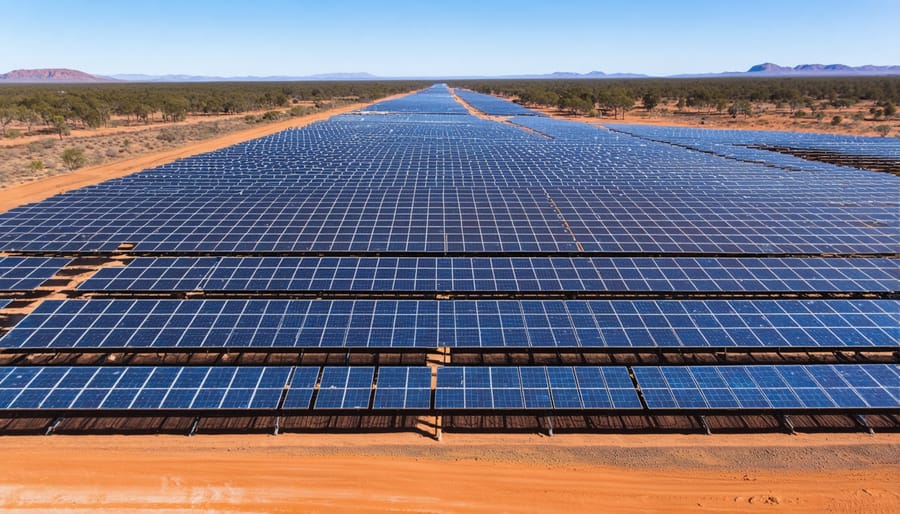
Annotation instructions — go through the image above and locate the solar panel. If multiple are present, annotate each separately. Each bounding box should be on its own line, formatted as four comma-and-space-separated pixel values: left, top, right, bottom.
78, 256, 900, 293
373, 367, 432, 409
313, 367, 374, 409
0, 366, 292, 410
434, 366, 641, 410
0, 257, 70, 291
633, 364, 899, 410
0, 299, 10, 310
3, 299, 895, 351
281, 367, 322, 409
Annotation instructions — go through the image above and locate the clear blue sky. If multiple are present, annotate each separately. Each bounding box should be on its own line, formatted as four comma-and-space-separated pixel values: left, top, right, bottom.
3, 0, 898, 77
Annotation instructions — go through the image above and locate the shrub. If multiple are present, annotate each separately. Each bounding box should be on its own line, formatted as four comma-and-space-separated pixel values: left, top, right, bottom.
261, 110, 282, 121
61, 148, 87, 171
830, 115, 842, 126
873, 125, 891, 137
6, 129, 20, 139
156, 128, 181, 143
793, 110, 807, 118
106, 147, 119, 158
29, 160, 44, 172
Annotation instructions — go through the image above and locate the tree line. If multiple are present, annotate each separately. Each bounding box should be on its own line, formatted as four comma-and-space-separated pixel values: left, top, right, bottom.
0, 81, 428, 137
448, 76, 900, 118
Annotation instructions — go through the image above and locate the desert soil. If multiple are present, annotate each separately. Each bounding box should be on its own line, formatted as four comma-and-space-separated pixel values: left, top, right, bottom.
0, 432, 896, 513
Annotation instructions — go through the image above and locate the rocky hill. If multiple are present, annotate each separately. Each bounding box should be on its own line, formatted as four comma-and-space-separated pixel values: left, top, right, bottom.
0, 68, 118, 82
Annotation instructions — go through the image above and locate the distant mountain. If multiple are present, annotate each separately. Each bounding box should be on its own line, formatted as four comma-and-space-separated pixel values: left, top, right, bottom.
744, 63, 900, 76
0, 68, 120, 82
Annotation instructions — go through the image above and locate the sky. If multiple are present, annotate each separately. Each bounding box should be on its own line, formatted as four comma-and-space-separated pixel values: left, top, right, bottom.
2, 0, 899, 77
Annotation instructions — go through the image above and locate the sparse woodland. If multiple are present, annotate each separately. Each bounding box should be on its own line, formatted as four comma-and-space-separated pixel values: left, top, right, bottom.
450, 76, 900, 126
0, 81, 428, 138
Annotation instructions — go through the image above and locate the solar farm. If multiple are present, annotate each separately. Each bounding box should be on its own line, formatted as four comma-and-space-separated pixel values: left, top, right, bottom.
0, 84, 896, 436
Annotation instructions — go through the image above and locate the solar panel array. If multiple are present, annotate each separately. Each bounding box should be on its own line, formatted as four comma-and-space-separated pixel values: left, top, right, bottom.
454, 89, 545, 117
0, 257, 70, 291
0, 85, 896, 427
0, 89, 896, 255
633, 364, 899, 410
3, 299, 895, 350
0, 366, 292, 410
78, 256, 898, 293
435, 366, 642, 410
1, 364, 894, 412
607, 124, 900, 161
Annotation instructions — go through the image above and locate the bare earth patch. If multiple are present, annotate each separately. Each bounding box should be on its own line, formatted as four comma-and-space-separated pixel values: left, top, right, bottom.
0, 432, 896, 513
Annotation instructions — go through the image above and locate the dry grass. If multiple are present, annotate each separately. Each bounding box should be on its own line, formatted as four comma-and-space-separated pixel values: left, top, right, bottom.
537, 99, 900, 137
1, 117, 268, 188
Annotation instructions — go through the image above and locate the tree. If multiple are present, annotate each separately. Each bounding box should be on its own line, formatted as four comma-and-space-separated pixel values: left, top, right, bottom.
0, 105, 20, 136
641, 92, 660, 111
61, 147, 86, 170
51, 115, 69, 139
17, 108, 40, 135
873, 125, 891, 137
727, 100, 752, 118
160, 95, 189, 122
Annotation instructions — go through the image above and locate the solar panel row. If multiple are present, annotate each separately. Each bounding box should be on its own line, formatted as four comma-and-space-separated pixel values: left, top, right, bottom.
0, 257, 70, 291
607, 124, 900, 166
361, 84, 471, 115
3, 299, 895, 350
1, 364, 894, 412
453, 89, 545, 117
435, 366, 641, 409
78, 256, 899, 293
634, 364, 899, 410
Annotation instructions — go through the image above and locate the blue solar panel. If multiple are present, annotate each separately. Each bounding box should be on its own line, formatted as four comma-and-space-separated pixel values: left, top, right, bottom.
281, 367, 322, 409
78, 256, 899, 293
314, 367, 374, 409
3, 299, 894, 351
0, 366, 292, 410
633, 364, 899, 410
0, 257, 70, 291
434, 366, 641, 410
373, 367, 432, 409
